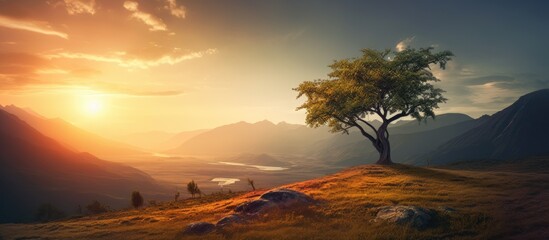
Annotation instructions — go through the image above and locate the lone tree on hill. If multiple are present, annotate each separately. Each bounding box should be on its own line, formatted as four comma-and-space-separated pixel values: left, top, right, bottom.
294, 47, 453, 165
187, 180, 201, 198
131, 191, 144, 209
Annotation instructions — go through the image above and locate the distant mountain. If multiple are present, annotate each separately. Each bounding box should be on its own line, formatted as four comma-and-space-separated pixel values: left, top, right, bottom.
0, 105, 143, 158
0, 109, 168, 223
170, 120, 333, 156
119, 131, 175, 150
423, 89, 549, 165
159, 129, 209, 150
309, 113, 476, 164
390, 113, 473, 134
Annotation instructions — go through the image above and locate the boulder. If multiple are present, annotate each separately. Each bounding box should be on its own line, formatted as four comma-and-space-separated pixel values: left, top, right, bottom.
375, 206, 434, 229
183, 222, 215, 235
216, 214, 245, 227
234, 199, 275, 215
213, 189, 314, 229
234, 189, 314, 216
259, 188, 315, 206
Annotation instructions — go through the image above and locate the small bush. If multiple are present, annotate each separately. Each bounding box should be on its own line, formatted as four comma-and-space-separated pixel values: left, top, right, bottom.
175, 191, 180, 202
247, 178, 256, 191
187, 180, 201, 198
131, 191, 144, 209
35, 203, 66, 222
86, 200, 109, 214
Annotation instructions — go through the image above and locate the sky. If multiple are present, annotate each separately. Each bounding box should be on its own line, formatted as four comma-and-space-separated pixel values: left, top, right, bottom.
1, 0, 548, 137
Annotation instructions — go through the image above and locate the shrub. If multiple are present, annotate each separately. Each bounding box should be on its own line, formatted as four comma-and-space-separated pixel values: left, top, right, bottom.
35, 203, 66, 222
131, 191, 144, 209
187, 180, 201, 198
175, 191, 180, 202
247, 178, 256, 191
86, 200, 109, 214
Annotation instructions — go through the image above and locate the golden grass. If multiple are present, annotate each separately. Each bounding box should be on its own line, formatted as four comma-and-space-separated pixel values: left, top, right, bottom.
1, 163, 548, 240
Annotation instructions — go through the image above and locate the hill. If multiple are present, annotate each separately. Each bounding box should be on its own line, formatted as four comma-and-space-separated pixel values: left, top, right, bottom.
0, 105, 143, 159
389, 113, 473, 134
423, 89, 549, 165
1, 161, 547, 239
170, 120, 332, 156
0, 109, 169, 223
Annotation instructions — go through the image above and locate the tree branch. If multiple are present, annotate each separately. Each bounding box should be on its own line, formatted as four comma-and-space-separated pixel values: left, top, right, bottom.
355, 116, 378, 135
332, 115, 378, 148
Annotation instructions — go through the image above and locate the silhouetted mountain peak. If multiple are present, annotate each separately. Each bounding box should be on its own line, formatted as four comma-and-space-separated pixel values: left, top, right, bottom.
424, 89, 549, 164
518, 88, 549, 100
254, 120, 276, 126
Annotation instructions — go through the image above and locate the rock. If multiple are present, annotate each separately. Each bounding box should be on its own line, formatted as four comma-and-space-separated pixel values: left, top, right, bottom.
375, 206, 434, 229
216, 214, 245, 227
234, 199, 275, 215
438, 206, 457, 213
183, 222, 216, 235
259, 188, 315, 207
233, 189, 314, 216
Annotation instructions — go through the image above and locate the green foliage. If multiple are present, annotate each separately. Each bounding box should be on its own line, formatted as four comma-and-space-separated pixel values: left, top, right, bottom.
131, 191, 144, 209
187, 180, 201, 198
294, 47, 453, 164
86, 200, 109, 214
35, 203, 66, 222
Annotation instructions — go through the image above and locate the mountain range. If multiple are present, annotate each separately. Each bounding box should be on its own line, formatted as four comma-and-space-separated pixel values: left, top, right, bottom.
2, 89, 548, 223
165, 89, 549, 166
0, 105, 143, 159
169, 120, 333, 156
0, 109, 168, 223
422, 89, 549, 164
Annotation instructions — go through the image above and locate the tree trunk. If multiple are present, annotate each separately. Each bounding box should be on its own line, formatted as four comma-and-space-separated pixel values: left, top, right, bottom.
375, 124, 393, 165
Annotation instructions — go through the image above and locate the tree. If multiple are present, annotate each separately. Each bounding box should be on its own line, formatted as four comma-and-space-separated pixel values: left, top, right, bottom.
294, 47, 453, 165
247, 178, 256, 191
187, 180, 201, 198
131, 191, 144, 209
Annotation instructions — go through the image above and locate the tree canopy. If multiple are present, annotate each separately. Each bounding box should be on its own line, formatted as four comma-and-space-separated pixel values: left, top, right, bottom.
295, 47, 453, 164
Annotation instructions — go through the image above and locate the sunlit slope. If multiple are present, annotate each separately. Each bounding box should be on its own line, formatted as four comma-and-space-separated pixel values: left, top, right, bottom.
2, 161, 547, 239
0, 109, 168, 223
0, 105, 143, 158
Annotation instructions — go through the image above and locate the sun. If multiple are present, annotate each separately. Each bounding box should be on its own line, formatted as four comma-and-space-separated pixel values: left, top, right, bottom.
84, 98, 103, 115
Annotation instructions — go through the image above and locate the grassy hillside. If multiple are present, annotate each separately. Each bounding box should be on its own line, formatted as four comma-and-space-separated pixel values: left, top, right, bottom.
1, 162, 548, 239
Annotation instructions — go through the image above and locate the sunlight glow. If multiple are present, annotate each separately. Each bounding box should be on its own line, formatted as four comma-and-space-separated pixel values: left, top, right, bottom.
83, 98, 103, 116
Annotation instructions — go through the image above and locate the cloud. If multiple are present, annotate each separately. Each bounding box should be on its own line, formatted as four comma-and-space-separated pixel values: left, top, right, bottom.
108, 89, 183, 96
0, 52, 51, 90
396, 36, 415, 52
64, 0, 96, 15
464, 75, 515, 85
0, 15, 68, 39
46, 48, 217, 69
165, 0, 185, 18
123, 1, 167, 31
